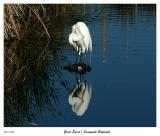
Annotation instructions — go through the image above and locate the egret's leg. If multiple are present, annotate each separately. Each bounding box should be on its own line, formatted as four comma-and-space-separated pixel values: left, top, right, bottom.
75, 73, 80, 89
80, 53, 82, 63
79, 73, 82, 81
79, 46, 83, 63
75, 72, 78, 84
75, 52, 79, 64
83, 53, 87, 64
74, 43, 80, 64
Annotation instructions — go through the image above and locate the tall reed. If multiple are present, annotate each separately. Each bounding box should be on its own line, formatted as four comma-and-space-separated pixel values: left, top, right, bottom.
4, 4, 72, 40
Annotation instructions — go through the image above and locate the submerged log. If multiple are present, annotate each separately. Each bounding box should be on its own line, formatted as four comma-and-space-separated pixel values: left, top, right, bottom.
63, 62, 91, 74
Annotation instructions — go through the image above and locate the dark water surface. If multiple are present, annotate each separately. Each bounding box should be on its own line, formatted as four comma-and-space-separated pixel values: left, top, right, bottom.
4, 4, 156, 127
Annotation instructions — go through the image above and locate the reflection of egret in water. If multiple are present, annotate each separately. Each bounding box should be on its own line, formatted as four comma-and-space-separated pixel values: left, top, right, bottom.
68, 73, 92, 116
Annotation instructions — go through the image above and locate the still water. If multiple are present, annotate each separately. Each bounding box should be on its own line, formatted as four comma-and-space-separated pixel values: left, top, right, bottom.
4, 4, 156, 127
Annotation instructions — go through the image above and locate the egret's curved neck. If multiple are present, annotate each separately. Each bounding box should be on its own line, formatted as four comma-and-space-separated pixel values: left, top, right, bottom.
72, 33, 82, 42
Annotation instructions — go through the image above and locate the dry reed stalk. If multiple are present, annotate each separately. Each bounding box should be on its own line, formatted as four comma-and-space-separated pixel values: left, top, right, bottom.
25, 5, 50, 39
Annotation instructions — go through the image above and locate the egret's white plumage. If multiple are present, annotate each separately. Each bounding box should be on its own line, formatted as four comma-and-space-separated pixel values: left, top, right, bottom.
69, 22, 92, 62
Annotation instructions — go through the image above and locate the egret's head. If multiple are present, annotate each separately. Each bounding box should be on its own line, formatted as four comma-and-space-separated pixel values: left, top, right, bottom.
69, 33, 77, 46
69, 34, 77, 51
69, 33, 73, 45
72, 25, 76, 33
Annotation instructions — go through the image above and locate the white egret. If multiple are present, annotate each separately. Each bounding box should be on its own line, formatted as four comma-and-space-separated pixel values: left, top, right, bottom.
69, 22, 92, 63
68, 81, 92, 116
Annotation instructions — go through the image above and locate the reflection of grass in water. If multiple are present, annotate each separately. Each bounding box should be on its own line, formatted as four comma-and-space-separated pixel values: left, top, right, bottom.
4, 39, 66, 127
